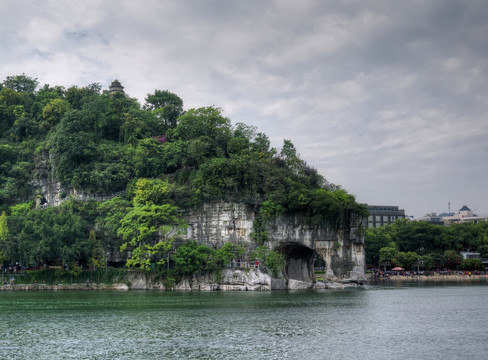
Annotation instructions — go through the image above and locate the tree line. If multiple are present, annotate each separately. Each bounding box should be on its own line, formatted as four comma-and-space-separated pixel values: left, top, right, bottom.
365, 219, 488, 271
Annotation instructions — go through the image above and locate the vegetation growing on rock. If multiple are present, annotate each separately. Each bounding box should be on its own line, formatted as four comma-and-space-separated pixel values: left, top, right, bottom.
0, 74, 366, 274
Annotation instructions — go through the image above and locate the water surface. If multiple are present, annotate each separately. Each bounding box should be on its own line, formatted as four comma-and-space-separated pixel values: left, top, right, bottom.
1, 283, 487, 359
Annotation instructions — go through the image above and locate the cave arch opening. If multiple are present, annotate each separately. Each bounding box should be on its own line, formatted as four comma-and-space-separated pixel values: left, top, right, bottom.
275, 242, 319, 283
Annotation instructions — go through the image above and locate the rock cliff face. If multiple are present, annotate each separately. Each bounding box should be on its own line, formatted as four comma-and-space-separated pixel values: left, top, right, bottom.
33, 177, 366, 287
31, 178, 120, 207
182, 202, 366, 285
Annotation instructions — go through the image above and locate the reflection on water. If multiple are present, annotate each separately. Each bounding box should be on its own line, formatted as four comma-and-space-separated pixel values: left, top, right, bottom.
1, 284, 487, 359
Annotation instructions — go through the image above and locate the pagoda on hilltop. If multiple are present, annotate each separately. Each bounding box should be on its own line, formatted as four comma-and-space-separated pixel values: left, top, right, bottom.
109, 79, 124, 96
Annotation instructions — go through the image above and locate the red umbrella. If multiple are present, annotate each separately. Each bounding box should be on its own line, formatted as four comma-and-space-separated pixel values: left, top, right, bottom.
391, 267, 404, 271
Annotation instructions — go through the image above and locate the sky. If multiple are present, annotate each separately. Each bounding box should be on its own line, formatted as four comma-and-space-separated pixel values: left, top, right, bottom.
1, 0, 487, 218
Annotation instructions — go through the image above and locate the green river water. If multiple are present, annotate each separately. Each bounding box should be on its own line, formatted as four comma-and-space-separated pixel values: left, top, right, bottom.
1, 283, 487, 359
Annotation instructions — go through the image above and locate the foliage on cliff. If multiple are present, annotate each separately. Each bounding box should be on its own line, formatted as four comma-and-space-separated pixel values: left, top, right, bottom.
0, 74, 367, 269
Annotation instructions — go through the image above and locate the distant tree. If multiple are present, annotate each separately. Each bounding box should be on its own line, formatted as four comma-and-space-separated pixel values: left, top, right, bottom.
397, 251, 419, 270
42, 98, 71, 127
2, 74, 38, 93
444, 250, 462, 269
65, 83, 101, 110
280, 139, 297, 161
459, 258, 484, 271
379, 246, 401, 267
478, 245, 488, 258
253, 132, 271, 153
233, 122, 256, 140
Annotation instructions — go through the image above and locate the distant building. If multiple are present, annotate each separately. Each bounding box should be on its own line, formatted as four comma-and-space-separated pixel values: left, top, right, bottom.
366, 205, 406, 228
418, 213, 445, 225
460, 251, 481, 260
109, 79, 124, 96
420, 205, 488, 225
442, 205, 488, 224
460, 251, 488, 267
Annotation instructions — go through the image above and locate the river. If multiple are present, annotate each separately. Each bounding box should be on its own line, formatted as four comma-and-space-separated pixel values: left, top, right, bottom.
1, 282, 487, 359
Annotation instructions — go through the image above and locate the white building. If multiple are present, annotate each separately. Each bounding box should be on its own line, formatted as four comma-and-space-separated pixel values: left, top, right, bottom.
442, 205, 483, 224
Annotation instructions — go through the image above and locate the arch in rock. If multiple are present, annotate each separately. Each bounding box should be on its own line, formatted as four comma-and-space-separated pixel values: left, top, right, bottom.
274, 242, 317, 284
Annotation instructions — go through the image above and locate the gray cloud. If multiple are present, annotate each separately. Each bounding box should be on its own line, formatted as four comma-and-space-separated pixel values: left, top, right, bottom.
1, 0, 487, 217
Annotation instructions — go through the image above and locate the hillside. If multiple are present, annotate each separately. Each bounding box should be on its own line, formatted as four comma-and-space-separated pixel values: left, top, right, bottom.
0, 74, 367, 272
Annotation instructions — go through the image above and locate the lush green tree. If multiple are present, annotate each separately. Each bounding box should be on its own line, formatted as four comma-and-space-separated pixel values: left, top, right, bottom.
65, 83, 101, 110
0, 88, 32, 137
379, 246, 400, 266
459, 258, 484, 271
187, 136, 218, 167
253, 132, 271, 153
100, 92, 141, 141
365, 227, 392, 265
86, 142, 134, 193
227, 137, 250, 156
427, 252, 447, 269
48, 110, 98, 187
133, 138, 188, 177
42, 98, 71, 128
2, 74, 38, 93
233, 122, 256, 140
8, 105, 38, 142
478, 245, 488, 258
30, 84, 65, 118
144, 89, 183, 128
9, 201, 33, 216
213, 242, 244, 268
119, 108, 160, 144
87, 229, 106, 269
397, 251, 419, 270
0, 211, 8, 241
444, 250, 462, 269
96, 196, 132, 252
171, 240, 215, 275
173, 106, 232, 150
118, 178, 187, 270
4, 207, 90, 267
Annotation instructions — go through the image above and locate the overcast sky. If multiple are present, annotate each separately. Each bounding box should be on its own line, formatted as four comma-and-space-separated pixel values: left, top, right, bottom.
1, 0, 487, 218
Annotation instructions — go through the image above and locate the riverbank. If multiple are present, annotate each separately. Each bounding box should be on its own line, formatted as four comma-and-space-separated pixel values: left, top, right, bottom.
0, 283, 130, 291
370, 274, 488, 283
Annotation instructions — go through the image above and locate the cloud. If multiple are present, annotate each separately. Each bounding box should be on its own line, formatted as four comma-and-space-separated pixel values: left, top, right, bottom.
1, 0, 487, 218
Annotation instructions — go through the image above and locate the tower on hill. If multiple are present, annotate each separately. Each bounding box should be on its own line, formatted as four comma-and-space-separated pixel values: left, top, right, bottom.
109, 79, 124, 96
